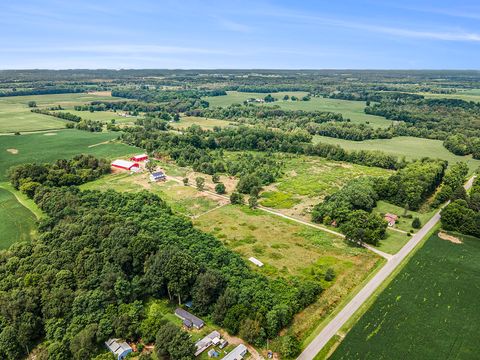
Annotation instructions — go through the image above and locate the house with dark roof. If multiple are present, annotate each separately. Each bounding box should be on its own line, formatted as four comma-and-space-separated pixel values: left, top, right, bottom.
175, 308, 205, 329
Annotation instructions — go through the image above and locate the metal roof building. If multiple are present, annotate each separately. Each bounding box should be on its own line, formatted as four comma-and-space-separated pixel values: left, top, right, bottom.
105, 339, 132, 360
175, 308, 205, 329
221, 344, 248, 360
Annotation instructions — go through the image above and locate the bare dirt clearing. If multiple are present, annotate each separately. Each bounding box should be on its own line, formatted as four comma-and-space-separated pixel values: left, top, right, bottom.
6, 148, 18, 154
438, 231, 462, 244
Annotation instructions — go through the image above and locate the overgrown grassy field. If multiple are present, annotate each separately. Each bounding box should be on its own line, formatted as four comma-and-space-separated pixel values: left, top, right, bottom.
330, 232, 480, 360
259, 155, 392, 219
193, 204, 381, 343
0, 92, 123, 133
171, 116, 233, 130
80, 172, 225, 218
0, 130, 140, 180
0, 187, 37, 249
313, 135, 480, 172
204, 91, 392, 128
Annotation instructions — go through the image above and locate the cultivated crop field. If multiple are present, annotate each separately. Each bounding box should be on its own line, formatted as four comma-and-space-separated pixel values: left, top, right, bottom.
0, 130, 139, 180
259, 155, 392, 220
0, 92, 123, 133
314, 135, 480, 172
0, 187, 37, 249
330, 232, 480, 360
204, 91, 392, 128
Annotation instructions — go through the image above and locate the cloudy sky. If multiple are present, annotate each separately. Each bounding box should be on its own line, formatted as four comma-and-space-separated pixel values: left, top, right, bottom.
1, 0, 480, 69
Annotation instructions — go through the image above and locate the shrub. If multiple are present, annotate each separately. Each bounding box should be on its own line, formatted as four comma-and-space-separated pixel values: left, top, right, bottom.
412, 217, 421, 229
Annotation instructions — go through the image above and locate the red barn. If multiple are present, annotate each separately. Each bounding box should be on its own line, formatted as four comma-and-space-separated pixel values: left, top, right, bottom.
111, 159, 140, 171
130, 154, 149, 162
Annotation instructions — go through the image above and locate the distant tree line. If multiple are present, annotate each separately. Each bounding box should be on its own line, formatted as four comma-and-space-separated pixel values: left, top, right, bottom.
122, 125, 404, 170
0, 87, 85, 97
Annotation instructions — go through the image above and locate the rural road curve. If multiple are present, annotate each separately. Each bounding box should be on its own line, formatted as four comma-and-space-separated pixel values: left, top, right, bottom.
297, 176, 476, 360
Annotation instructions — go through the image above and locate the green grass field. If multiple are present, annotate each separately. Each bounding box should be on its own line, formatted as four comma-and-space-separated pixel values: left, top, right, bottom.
171, 116, 233, 130
0, 187, 37, 249
330, 232, 480, 360
80, 172, 225, 218
0, 92, 125, 133
313, 135, 480, 172
58, 109, 142, 124
204, 91, 392, 128
0, 129, 140, 181
420, 88, 480, 102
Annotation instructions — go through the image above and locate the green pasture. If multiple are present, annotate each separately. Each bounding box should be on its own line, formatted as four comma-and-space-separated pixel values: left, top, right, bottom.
204, 91, 392, 128
0, 129, 140, 180
58, 109, 142, 124
171, 116, 233, 130
420, 88, 480, 102
0, 92, 124, 133
0, 187, 37, 249
313, 135, 480, 172
331, 232, 480, 360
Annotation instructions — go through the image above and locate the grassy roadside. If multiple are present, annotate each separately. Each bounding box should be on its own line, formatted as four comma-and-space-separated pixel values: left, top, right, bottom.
300, 256, 386, 348
315, 223, 441, 359
0, 181, 43, 219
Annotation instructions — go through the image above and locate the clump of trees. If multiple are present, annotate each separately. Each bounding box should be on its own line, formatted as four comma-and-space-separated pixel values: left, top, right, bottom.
432, 162, 469, 207
441, 177, 480, 236
8, 154, 110, 196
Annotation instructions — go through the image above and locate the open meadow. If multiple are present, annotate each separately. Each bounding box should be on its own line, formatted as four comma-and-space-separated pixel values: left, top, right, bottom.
314, 135, 480, 172
330, 231, 480, 360
0, 130, 139, 180
0, 92, 124, 133
193, 204, 383, 343
171, 116, 233, 130
204, 91, 392, 128
259, 155, 392, 220
0, 187, 37, 249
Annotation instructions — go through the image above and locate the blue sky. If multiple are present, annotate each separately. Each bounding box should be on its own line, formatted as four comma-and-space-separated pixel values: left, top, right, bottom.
1, 0, 480, 69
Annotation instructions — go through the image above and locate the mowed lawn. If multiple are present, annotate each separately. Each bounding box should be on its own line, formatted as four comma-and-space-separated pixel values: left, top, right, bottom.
313, 135, 480, 172
331, 232, 480, 360
259, 155, 392, 220
0, 92, 125, 133
0, 130, 140, 180
0, 187, 37, 249
204, 91, 392, 128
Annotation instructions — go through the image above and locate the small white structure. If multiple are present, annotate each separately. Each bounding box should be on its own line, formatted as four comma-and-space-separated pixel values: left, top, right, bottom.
222, 344, 248, 360
249, 257, 264, 267
105, 339, 132, 360
194, 330, 221, 356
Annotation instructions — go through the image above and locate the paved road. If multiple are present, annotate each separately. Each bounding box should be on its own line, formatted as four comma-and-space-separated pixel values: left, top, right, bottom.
297, 176, 476, 360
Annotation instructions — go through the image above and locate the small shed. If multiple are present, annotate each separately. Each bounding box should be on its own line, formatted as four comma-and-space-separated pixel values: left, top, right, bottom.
248, 257, 264, 267
111, 159, 140, 172
384, 213, 398, 227
150, 171, 166, 182
105, 339, 132, 360
208, 349, 220, 358
130, 154, 149, 162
